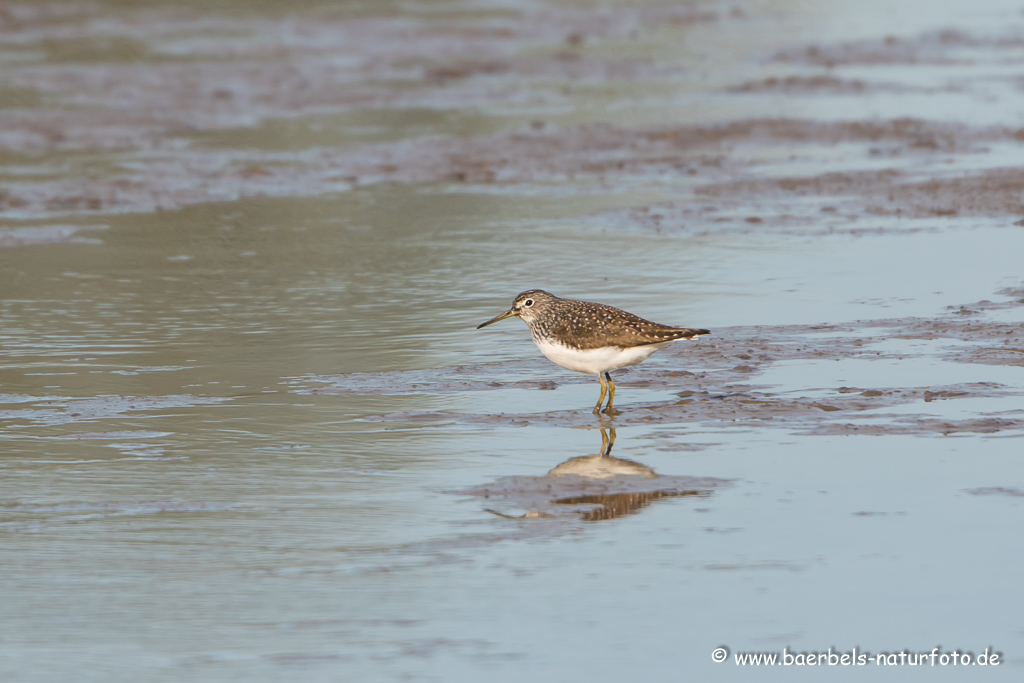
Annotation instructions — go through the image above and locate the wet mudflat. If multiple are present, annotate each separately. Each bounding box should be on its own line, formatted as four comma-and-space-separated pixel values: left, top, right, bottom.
2, 0, 1024, 680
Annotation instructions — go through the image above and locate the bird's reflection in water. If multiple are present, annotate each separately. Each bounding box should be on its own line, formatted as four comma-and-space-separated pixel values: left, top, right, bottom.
551, 489, 706, 522
470, 427, 728, 523
546, 427, 655, 478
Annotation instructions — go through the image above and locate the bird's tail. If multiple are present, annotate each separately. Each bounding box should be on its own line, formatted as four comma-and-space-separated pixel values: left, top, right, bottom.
638, 328, 710, 345
674, 328, 710, 339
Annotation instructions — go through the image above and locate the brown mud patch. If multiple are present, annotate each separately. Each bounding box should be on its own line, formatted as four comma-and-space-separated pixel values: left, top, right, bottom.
773, 28, 1024, 68
694, 166, 1024, 223
0, 3, 715, 152
727, 76, 878, 94
3, 2, 1024, 222
965, 487, 1024, 497
4, 116, 1024, 220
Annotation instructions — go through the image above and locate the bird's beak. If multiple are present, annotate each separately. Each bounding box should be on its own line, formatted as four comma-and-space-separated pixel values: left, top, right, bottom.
477, 308, 517, 329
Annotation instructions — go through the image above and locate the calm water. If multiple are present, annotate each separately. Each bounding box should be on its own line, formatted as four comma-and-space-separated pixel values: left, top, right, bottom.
3, 0, 1024, 681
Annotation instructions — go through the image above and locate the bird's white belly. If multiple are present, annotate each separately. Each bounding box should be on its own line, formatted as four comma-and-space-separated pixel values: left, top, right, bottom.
532, 338, 670, 375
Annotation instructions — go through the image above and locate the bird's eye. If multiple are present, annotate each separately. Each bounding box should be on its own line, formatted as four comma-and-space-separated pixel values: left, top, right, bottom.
524, 299, 534, 307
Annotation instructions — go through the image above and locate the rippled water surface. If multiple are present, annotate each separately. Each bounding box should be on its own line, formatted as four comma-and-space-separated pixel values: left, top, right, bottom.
3, 0, 1024, 680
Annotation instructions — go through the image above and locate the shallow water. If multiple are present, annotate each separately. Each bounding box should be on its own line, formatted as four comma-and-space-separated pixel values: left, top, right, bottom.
3, 0, 1024, 681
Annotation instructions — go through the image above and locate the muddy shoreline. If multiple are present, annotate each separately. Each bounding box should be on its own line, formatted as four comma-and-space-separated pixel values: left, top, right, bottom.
4, 2, 1024, 221
298, 285, 1024, 437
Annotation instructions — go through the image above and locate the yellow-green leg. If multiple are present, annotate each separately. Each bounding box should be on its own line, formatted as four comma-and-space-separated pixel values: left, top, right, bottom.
603, 372, 616, 413
593, 373, 608, 414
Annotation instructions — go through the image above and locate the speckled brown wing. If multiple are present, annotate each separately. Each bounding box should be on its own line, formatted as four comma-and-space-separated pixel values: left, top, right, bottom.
546, 299, 710, 350
601, 310, 710, 348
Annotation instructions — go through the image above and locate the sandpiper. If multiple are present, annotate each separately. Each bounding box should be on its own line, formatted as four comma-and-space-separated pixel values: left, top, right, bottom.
477, 289, 709, 413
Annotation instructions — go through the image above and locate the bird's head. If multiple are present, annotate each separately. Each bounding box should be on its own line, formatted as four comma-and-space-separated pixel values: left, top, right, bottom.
477, 289, 558, 328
